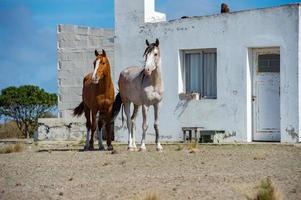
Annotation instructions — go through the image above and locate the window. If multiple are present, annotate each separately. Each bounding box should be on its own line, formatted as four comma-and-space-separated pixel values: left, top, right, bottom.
258, 54, 280, 73
183, 49, 217, 99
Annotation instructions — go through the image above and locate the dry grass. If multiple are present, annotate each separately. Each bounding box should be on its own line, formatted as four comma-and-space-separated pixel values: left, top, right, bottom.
0, 121, 23, 139
187, 141, 198, 150
143, 193, 159, 200
78, 136, 85, 145
187, 141, 199, 153
0, 143, 24, 154
248, 177, 283, 200
174, 142, 199, 153
134, 193, 160, 200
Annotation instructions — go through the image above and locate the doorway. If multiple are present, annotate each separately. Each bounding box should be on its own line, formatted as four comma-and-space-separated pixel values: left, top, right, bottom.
252, 48, 280, 141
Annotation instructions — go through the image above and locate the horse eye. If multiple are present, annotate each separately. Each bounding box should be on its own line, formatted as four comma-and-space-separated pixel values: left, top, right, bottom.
154, 53, 158, 56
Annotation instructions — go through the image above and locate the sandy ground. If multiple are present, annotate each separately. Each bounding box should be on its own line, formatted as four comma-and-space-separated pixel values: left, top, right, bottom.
0, 142, 300, 200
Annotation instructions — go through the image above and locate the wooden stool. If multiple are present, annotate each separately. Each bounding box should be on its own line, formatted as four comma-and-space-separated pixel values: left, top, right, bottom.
182, 127, 204, 143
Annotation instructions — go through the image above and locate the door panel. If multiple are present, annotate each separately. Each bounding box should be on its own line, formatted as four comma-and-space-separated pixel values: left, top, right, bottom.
256, 81, 280, 131
253, 48, 280, 141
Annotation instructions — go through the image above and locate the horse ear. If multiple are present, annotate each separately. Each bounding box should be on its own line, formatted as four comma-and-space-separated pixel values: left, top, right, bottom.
146, 39, 150, 46
155, 38, 159, 46
95, 50, 99, 56
102, 49, 106, 56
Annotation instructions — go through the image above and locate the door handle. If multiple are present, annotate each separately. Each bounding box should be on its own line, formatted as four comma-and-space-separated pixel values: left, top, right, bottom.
252, 95, 256, 102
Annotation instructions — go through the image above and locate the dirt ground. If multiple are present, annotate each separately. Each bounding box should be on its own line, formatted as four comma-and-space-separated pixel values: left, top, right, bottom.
0, 142, 300, 200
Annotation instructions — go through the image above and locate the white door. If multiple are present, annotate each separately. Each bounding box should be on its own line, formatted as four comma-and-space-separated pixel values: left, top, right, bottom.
252, 48, 280, 141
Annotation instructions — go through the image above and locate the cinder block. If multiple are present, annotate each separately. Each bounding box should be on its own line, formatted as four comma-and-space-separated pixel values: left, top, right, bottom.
58, 24, 75, 33
58, 35, 88, 49
59, 77, 83, 87
75, 26, 89, 35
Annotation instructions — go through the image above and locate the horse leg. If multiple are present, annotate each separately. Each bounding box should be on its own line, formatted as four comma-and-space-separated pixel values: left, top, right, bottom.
131, 105, 140, 150
84, 107, 91, 151
154, 103, 163, 151
89, 111, 97, 150
105, 121, 114, 151
123, 101, 134, 150
140, 105, 149, 151
97, 119, 105, 151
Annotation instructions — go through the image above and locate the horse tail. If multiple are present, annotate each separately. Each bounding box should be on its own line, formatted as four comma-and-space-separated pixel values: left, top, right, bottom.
121, 104, 125, 127
73, 101, 85, 117
111, 92, 123, 121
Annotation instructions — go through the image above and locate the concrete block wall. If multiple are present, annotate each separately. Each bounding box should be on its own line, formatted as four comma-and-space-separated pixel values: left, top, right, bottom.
38, 118, 86, 141
57, 25, 115, 120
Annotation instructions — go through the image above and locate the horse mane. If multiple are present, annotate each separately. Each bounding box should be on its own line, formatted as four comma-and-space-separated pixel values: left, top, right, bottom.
143, 43, 157, 57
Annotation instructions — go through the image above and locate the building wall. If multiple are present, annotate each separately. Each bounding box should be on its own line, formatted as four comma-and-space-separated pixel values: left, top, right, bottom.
296, 5, 301, 142
58, 25, 114, 120
114, 0, 300, 143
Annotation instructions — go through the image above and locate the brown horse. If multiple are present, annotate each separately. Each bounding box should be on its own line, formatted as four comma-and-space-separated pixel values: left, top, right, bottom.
73, 49, 119, 151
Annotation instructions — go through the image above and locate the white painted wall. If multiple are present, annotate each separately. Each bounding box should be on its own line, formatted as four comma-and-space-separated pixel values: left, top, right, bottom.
114, 0, 300, 143
298, 5, 301, 142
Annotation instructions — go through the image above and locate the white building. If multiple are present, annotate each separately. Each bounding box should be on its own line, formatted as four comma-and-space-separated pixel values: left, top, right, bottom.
113, 0, 301, 143
39, 0, 301, 143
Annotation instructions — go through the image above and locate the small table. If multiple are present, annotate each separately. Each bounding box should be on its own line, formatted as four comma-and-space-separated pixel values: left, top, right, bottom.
182, 127, 204, 143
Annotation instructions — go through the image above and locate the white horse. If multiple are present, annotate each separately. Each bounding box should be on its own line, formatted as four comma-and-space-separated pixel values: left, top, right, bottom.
114, 39, 164, 151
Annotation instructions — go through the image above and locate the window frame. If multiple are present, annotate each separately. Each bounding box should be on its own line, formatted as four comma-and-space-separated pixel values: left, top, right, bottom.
182, 48, 217, 100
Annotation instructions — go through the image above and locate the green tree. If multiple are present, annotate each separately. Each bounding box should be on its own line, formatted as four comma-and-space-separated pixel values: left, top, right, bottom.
0, 85, 57, 138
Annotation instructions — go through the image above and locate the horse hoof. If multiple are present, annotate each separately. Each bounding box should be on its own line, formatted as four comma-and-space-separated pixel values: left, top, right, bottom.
128, 147, 136, 152
139, 147, 147, 152
84, 146, 89, 151
139, 144, 146, 151
99, 146, 105, 151
107, 146, 113, 151
88, 146, 94, 151
156, 146, 163, 152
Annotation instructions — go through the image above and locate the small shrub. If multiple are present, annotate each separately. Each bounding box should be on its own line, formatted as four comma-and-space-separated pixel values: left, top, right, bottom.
78, 136, 85, 145
187, 142, 199, 153
134, 193, 159, 200
143, 193, 159, 200
187, 141, 198, 150
248, 177, 283, 200
0, 143, 24, 154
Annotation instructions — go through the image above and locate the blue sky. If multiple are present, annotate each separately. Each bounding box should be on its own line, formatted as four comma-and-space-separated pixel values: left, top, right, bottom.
0, 0, 299, 93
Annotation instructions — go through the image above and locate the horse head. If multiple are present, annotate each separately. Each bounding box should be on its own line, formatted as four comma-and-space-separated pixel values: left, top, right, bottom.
143, 38, 160, 76
92, 49, 109, 84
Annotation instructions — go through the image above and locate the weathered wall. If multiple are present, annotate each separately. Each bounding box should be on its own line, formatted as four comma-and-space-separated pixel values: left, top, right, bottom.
114, 0, 300, 143
58, 25, 114, 120
38, 118, 85, 141
37, 25, 114, 141
299, 5, 301, 143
